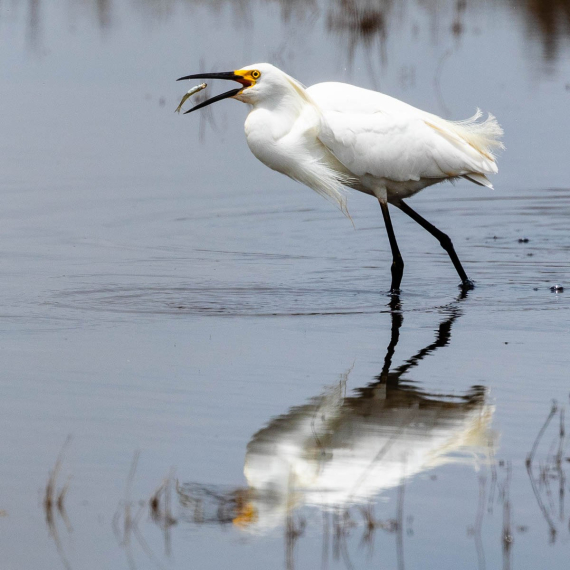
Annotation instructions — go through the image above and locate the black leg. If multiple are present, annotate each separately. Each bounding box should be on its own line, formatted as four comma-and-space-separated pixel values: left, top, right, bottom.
379, 201, 404, 294
378, 296, 403, 383
395, 200, 474, 290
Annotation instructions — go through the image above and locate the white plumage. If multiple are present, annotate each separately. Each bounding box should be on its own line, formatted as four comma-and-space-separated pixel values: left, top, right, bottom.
180, 63, 504, 292
314, 86, 502, 191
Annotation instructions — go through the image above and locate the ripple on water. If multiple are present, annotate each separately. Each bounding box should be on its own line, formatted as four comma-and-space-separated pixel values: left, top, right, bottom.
51, 284, 394, 317
49, 277, 568, 320
47, 189, 570, 319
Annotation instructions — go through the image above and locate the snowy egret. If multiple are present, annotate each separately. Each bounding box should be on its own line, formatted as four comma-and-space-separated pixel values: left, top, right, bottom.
178, 64, 503, 293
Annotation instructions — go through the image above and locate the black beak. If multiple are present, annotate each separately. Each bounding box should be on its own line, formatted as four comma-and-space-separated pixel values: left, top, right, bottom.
177, 71, 247, 114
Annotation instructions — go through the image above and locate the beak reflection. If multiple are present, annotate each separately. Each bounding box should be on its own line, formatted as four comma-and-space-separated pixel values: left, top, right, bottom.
176, 71, 250, 114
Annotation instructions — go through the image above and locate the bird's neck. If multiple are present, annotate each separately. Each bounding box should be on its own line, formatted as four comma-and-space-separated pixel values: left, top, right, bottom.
246, 90, 314, 143
253, 89, 307, 118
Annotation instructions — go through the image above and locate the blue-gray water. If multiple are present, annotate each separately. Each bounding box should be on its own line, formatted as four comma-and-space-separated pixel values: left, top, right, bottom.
1, 1, 570, 569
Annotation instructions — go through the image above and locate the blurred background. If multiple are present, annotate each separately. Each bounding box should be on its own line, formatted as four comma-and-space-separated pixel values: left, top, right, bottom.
1, 1, 570, 569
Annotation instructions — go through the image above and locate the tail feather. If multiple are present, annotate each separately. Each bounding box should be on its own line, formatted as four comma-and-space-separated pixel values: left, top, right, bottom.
463, 172, 494, 189
449, 109, 505, 161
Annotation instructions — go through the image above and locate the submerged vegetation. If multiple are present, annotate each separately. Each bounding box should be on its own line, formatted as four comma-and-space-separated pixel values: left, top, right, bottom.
13, 0, 570, 64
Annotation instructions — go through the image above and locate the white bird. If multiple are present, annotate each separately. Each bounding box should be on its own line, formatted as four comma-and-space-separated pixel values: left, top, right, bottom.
178, 63, 503, 293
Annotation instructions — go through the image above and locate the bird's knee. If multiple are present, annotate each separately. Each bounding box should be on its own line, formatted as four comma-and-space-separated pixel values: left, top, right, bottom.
438, 233, 454, 251
391, 257, 404, 272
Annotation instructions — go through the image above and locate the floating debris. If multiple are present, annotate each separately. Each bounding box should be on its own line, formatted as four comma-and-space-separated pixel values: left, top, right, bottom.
550, 284, 564, 293
175, 83, 207, 113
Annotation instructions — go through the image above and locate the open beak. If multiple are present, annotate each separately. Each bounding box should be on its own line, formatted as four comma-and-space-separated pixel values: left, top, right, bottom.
176, 71, 252, 114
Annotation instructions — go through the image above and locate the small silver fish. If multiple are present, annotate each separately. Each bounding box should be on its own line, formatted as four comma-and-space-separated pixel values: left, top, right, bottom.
175, 83, 207, 113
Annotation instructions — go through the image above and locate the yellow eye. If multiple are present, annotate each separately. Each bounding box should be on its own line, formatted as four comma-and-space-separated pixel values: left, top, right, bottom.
251, 70, 261, 80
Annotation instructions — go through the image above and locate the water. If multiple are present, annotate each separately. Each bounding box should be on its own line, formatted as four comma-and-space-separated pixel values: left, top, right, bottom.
1, 1, 570, 569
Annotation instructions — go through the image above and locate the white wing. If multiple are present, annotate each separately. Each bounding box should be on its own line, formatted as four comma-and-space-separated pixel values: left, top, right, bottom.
307, 82, 503, 188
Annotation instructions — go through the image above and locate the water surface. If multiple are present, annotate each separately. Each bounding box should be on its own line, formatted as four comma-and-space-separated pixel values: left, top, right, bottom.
1, 1, 570, 569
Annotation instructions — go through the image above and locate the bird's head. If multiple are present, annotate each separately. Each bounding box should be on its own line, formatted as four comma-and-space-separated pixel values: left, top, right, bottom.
177, 63, 307, 113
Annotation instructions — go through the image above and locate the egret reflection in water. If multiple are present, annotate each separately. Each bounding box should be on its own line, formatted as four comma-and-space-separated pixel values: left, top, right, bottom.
177, 297, 495, 532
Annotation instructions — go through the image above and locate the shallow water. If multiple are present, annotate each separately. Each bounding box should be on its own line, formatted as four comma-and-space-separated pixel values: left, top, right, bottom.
1, 1, 570, 569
